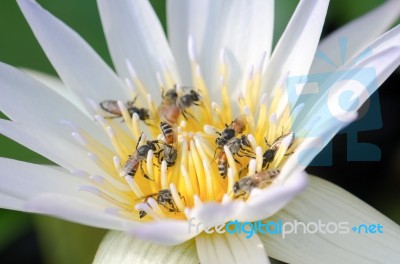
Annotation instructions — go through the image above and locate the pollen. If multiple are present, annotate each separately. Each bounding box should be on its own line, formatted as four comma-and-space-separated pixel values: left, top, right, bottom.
77, 42, 299, 222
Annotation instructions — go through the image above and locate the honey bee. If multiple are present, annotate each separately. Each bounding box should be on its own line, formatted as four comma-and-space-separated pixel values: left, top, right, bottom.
162, 145, 178, 167
262, 132, 295, 168
119, 134, 160, 179
177, 89, 202, 120
225, 135, 253, 157
158, 86, 202, 124
233, 169, 280, 199
100, 98, 150, 122
215, 135, 254, 178
137, 189, 184, 218
215, 115, 247, 149
158, 87, 180, 124
158, 122, 178, 167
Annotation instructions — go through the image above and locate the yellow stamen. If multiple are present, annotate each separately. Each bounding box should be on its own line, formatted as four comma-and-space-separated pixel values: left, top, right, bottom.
85, 51, 300, 222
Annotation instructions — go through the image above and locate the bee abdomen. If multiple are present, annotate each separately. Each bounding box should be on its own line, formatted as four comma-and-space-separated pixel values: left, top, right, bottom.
218, 161, 227, 178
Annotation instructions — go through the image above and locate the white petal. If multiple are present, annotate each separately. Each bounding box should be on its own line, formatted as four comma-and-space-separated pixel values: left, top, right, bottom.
283, 112, 358, 174
97, 0, 179, 98
188, 201, 244, 227
21, 68, 91, 118
167, 0, 274, 96
310, 0, 400, 74
0, 192, 24, 211
299, 25, 400, 125
25, 193, 128, 231
236, 170, 307, 222
288, 26, 400, 170
0, 62, 109, 146
17, 0, 129, 106
264, 0, 329, 96
196, 231, 269, 264
297, 25, 400, 125
125, 220, 197, 245
0, 158, 86, 199
261, 176, 400, 264
94, 231, 199, 264
0, 119, 106, 175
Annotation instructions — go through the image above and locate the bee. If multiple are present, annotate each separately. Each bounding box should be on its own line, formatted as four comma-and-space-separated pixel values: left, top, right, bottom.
158, 122, 178, 167
215, 135, 254, 178
158, 86, 202, 124
138, 189, 184, 218
162, 144, 178, 167
119, 134, 160, 179
100, 98, 150, 122
225, 135, 253, 157
262, 132, 295, 168
233, 169, 280, 199
158, 87, 181, 124
215, 115, 247, 149
177, 89, 202, 120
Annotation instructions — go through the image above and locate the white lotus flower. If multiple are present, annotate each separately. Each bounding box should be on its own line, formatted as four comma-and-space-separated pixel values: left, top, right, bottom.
1, 0, 400, 263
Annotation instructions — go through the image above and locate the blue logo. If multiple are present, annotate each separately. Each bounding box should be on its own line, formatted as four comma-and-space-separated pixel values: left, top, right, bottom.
285, 37, 382, 165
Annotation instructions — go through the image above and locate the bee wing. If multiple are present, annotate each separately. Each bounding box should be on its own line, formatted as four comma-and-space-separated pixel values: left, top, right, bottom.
100, 100, 121, 114
252, 170, 278, 188
119, 154, 140, 177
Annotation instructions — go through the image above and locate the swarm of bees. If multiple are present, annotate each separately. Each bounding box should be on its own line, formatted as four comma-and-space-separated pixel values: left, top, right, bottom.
212, 115, 295, 199
99, 84, 296, 216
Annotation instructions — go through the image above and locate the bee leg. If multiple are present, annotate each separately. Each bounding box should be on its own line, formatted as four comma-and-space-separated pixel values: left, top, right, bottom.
179, 193, 186, 206
233, 158, 242, 166
140, 163, 154, 181
146, 122, 157, 128
131, 95, 138, 105
135, 133, 144, 150
284, 151, 294, 156
103, 115, 119, 119
182, 110, 199, 123
103, 116, 126, 123
236, 152, 254, 159
264, 139, 272, 148
154, 149, 164, 163
240, 148, 255, 156
238, 167, 246, 177
213, 148, 220, 159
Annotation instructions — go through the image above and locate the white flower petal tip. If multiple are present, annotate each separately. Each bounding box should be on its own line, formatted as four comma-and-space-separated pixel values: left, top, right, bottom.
196, 231, 269, 264
23, 192, 127, 231
124, 220, 198, 246
311, 0, 400, 73
188, 201, 244, 228
94, 231, 199, 264
97, 0, 179, 98
262, 176, 400, 264
17, 0, 129, 103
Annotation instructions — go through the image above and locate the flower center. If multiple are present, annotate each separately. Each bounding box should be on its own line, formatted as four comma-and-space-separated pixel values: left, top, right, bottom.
78, 47, 298, 222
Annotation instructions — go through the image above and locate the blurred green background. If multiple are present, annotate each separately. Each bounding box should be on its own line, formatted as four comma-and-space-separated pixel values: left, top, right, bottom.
0, 0, 399, 263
